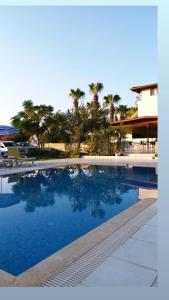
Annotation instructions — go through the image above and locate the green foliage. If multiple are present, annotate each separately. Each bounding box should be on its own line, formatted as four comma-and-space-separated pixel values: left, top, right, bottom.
127, 106, 138, 118
43, 111, 70, 143
89, 82, 104, 95
64, 106, 90, 157
69, 88, 85, 109
103, 94, 121, 122
11, 83, 132, 158
11, 100, 54, 146
103, 94, 121, 107
87, 130, 112, 156
115, 105, 129, 120
87, 127, 128, 156
116, 104, 138, 119
89, 82, 104, 109
27, 148, 65, 160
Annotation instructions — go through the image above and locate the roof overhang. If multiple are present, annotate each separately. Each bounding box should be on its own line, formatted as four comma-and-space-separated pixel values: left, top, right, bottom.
111, 116, 158, 129
130, 83, 158, 94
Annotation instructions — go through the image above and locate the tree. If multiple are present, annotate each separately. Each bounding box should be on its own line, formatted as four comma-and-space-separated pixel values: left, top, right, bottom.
111, 128, 128, 153
103, 94, 121, 122
87, 127, 128, 156
11, 84, 132, 157
89, 82, 104, 109
65, 106, 90, 157
127, 106, 138, 118
43, 111, 70, 143
65, 98, 127, 157
116, 105, 129, 120
69, 88, 85, 111
11, 100, 54, 146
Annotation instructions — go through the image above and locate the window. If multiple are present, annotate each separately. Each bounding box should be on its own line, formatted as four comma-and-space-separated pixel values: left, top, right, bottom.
150, 88, 157, 96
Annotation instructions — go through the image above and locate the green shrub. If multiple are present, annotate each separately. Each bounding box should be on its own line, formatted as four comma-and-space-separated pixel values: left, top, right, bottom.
27, 148, 66, 159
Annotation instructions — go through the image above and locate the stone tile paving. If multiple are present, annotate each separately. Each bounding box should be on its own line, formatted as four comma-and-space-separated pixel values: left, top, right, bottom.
80, 215, 157, 287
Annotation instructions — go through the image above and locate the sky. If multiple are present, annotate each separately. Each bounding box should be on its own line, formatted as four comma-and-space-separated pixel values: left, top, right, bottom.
0, 6, 157, 125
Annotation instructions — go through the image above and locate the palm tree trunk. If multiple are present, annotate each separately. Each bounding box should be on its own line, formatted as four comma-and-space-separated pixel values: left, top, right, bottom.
73, 98, 78, 110
93, 94, 99, 109
110, 102, 115, 122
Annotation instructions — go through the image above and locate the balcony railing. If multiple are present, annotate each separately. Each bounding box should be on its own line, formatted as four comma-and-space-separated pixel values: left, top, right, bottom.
124, 143, 155, 154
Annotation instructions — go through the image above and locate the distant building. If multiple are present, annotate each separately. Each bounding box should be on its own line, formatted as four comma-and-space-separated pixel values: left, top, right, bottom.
130, 83, 157, 118
111, 83, 158, 153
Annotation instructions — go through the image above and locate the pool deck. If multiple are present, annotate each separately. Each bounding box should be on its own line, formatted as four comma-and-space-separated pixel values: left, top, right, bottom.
0, 156, 157, 177
44, 206, 157, 288
0, 157, 158, 287
79, 213, 157, 287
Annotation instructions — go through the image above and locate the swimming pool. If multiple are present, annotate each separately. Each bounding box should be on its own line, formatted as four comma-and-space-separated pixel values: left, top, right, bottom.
0, 165, 157, 276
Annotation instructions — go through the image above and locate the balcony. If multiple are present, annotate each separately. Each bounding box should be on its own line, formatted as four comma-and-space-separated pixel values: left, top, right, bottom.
124, 142, 156, 154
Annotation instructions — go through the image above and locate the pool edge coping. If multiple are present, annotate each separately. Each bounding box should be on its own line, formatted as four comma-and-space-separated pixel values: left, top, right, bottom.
0, 157, 157, 177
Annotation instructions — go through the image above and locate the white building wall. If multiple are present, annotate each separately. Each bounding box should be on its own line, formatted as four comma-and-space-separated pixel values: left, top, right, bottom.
137, 89, 158, 117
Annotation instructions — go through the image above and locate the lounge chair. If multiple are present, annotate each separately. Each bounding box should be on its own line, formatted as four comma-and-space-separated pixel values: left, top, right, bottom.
0, 157, 15, 168
8, 147, 36, 167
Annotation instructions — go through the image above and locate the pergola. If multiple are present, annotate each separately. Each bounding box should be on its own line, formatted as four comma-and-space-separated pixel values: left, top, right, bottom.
111, 116, 158, 140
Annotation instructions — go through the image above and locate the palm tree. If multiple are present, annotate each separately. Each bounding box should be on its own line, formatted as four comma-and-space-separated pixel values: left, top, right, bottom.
89, 82, 104, 109
116, 105, 129, 120
104, 94, 121, 122
69, 88, 85, 111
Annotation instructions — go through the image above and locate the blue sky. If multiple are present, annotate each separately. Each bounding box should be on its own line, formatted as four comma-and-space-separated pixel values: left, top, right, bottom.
0, 6, 157, 125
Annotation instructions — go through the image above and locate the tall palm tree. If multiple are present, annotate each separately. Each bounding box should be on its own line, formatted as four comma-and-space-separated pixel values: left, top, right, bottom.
103, 94, 121, 122
69, 88, 85, 111
89, 82, 104, 109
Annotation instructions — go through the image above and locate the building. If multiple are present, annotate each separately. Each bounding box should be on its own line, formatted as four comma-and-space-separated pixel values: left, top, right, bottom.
131, 83, 157, 118
111, 83, 158, 153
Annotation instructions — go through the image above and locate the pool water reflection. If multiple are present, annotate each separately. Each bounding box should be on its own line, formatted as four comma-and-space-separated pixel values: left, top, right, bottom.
0, 165, 157, 275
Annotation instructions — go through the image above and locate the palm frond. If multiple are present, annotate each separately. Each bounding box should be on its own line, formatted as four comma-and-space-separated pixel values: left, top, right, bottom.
69, 88, 85, 100
89, 82, 104, 94
113, 94, 121, 103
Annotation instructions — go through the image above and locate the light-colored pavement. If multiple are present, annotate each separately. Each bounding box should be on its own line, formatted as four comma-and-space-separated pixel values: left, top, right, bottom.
0, 157, 157, 177
79, 215, 157, 287
42, 203, 157, 288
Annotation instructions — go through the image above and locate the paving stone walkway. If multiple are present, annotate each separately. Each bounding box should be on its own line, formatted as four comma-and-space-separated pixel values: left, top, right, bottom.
79, 215, 157, 287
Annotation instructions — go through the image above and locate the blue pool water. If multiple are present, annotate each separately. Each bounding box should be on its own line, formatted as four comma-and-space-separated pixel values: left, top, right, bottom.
0, 165, 157, 276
